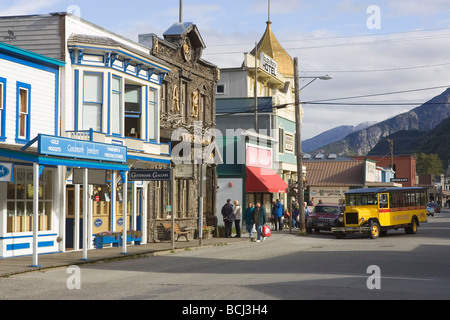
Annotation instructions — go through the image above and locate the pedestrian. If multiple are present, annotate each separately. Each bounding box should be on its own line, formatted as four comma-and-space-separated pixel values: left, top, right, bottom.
221, 199, 235, 238
304, 202, 310, 227
252, 202, 267, 242
244, 202, 254, 238
273, 199, 284, 230
292, 203, 299, 229
233, 200, 242, 238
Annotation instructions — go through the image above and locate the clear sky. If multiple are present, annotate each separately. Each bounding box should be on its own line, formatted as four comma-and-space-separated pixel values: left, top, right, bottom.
2, 0, 450, 139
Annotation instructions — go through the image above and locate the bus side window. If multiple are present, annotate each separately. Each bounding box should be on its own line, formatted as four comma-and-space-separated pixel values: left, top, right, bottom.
379, 194, 389, 209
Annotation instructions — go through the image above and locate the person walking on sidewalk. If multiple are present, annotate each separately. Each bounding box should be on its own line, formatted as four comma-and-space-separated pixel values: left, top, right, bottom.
233, 200, 242, 238
252, 202, 267, 242
273, 199, 284, 231
244, 202, 255, 238
221, 199, 235, 238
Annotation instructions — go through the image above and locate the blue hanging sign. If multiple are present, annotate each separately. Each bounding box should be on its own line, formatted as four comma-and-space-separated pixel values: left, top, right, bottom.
0, 162, 13, 182
38, 134, 127, 163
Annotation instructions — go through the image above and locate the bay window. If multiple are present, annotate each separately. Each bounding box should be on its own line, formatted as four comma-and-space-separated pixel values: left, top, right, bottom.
83, 73, 103, 132
148, 87, 158, 141
111, 76, 123, 135
125, 84, 141, 138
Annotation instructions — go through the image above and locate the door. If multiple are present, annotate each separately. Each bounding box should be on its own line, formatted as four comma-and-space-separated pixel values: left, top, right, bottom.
65, 186, 84, 250
136, 188, 143, 231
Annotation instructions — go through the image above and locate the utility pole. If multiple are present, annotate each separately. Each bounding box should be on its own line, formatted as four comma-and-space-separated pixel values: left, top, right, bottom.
254, 42, 258, 131
294, 57, 305, 232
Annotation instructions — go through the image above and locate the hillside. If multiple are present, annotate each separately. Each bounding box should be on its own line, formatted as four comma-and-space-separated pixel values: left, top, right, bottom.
369, 116, 450, 161
303, 121, 376, 152
311, 88, 450, 156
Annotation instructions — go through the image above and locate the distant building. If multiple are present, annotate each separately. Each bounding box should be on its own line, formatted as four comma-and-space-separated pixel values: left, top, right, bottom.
216, 18, 297, 211
351, 155, 417, 187
303, 155, 398, 204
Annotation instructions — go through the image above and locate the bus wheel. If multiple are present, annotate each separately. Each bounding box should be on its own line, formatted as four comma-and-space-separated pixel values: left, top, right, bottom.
405, 218, 418, 234
369, 221, 380, 239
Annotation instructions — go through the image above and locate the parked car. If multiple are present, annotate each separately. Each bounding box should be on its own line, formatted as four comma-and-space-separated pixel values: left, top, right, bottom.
306, 204, 345, 234
426, 203, 435, 217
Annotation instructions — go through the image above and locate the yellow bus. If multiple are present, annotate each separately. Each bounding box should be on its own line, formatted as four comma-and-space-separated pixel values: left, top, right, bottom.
332, 187, 427, 239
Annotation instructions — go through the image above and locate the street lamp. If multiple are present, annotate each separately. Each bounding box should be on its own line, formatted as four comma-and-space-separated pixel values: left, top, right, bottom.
300, 75, 333, 91
294, 58, 333, 232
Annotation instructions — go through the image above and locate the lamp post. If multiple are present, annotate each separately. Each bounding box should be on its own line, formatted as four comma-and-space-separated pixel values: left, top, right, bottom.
294, 57, 333, 232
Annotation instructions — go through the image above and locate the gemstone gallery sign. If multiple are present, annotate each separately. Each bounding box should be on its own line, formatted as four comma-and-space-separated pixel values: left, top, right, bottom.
128, 169, 171, 181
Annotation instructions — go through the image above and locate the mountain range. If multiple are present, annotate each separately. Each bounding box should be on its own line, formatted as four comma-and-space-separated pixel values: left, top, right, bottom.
369, 116, 450, 160
306, 88, 450, 158
302, 121, 376, 152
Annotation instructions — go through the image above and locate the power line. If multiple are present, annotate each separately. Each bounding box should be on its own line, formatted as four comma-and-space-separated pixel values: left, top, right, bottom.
300, 62, 450, 73
302, 85, 450, 103
207, 26, 450, 49
204, 31, 450, 55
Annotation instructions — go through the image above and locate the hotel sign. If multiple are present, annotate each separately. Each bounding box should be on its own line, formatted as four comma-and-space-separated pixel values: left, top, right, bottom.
38, 134, 127, 163
260, 52, 278, 77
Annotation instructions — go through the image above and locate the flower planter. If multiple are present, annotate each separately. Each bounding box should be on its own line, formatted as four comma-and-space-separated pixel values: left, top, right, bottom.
94, 235, 120, 249
94, 231, 142, 249
119, 235, 142, 246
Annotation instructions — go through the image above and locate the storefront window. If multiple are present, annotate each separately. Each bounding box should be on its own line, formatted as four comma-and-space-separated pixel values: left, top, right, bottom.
6, 168, 53, 233
115, 182, 132, 232
91, 184, 112, 233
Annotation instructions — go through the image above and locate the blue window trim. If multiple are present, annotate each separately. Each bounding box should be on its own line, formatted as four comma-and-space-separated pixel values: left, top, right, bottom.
0, 77, 6, 141
15, 81, 31, 144
74, 70, 80, 130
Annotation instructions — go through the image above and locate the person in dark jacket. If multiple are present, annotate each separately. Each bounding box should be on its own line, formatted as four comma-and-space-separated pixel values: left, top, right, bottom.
252, 202, 267, 242
243, 202, 254, 238
273, 199, 284, 230
221, 199, 235, 238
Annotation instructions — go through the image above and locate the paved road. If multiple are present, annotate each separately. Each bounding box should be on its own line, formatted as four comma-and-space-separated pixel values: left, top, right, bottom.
1, 210, 449, 301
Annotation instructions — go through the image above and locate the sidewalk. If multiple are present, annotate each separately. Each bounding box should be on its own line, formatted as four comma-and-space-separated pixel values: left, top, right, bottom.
0, 236, 249, 277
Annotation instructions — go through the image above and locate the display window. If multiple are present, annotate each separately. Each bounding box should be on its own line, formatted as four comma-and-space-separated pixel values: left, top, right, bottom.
6, 167, 53, 233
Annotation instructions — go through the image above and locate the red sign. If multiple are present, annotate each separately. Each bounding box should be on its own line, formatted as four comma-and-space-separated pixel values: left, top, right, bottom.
246, 145, 272, 169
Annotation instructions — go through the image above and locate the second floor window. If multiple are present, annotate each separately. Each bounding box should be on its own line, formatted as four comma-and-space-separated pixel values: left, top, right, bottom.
148, 88, 158, 141
111, 76, 122, 135
16, 82, 31, 142
125, 84, 141, 138
0, 78, 5, 139
83, 73, 103, 132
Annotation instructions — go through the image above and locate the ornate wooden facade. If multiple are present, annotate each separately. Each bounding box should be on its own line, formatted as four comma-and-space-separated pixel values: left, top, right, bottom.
139, 22, 221, 240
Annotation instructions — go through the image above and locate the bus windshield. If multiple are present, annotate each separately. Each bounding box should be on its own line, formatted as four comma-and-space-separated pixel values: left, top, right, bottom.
346, 194, 378, 206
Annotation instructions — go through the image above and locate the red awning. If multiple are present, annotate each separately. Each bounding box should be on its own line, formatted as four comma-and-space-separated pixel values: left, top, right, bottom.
245, 166, 288, 193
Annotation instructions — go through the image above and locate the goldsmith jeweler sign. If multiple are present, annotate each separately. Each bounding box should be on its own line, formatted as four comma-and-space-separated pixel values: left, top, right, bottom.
38, 134, 127, 163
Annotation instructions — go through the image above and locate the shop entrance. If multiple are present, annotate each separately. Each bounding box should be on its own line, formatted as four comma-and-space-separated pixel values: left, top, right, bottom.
65, 186, 83, 250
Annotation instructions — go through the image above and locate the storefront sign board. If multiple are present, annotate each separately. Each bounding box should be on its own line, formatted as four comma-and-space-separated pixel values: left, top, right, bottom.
38, 134, 127, 163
